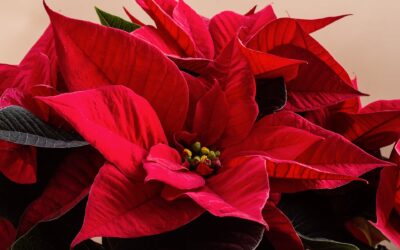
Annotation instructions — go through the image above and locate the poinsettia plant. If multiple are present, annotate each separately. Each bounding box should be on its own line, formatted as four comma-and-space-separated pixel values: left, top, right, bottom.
0, 1, 399, 249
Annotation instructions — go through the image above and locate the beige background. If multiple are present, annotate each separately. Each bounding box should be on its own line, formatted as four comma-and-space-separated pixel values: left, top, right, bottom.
0, 0, 399, 106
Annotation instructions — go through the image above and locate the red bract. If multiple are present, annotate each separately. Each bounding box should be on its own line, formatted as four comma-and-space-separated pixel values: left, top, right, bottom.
331, 100, 400, 151
128, 0, 363, 112
45, 3, 188, 139
0, 218, 16, 250
375, 141, 400, 248
0, 27, 57, 184
17, 147, 104, 237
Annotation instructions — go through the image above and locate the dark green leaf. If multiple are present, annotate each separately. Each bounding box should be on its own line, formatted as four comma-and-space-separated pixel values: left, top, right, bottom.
0, 106, 88, 148
104, 213, 264, 250
255, 77, 287, 119
300, 234, 360, 250
95, 7, 140, 32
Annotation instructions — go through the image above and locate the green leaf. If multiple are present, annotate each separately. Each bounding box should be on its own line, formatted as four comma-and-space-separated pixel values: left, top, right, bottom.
0, 106, 88, 148
300, 234, 360, 250
95, 7, 140, 32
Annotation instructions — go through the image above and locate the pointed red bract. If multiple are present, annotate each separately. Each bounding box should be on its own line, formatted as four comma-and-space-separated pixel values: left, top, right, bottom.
172, 0, 214, 58
0, 26, 57, 93
296, 15, 350, 34
163, 156, 269, 226
263, 111, 391, 191
192, 84, 229, 146
0, 141, 36, 184
38, 85, 166, 178
209, 11, 243, 56
136, 0, 197, 57
247, 18, 363, 112
214, 41, 258, 147
0, 26, 57, 184
133, 25, 184, 56
143, 144, 205, 190
123, 7, 146, 26
263, 202, 303, 250
72, 163, 204, 247
17, 148, 103, 237
223, 124, 360, 182
332, 100, 400, 150
0, 218, 16, 250
46, 5, 189, 137
237, 38, 305, 81
375, 142, 400, 248
209, 5, 276, 57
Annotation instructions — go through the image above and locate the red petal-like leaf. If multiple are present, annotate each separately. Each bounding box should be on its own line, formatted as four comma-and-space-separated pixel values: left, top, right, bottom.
238, 38, 305, 81
264, 111, 391, 191
192, 84, 229, 146
132, 25, 184, 56
224, 123, 360, 182
152, 0, 177, 16
304, 77, 361, 128
263, 202, 303, 250
163, 156, 269, 226
0, 141, 36, 184
168, 56, 212, 74
215, 41, 258, 147
72, 163, 204, 247
38, 85, 165, 177
374, 142, 400, 248
225, 155, 359, 183
296, 15, 350, 34
244, 5, 257, 16
123, 7, 146, 26
209, 11, 243, 56
247, 18, 363, 112
172, 0, 214, 58
209, 5, 276, 57
264, 157, 360, 181
46, 5, 189, 136
223, 124, 323, 160
333, 100, 400, 150
17, 148, 103, 237
243, 4, 277, 40
0, 26, 56, 93
136, 0, 197, 57
143, 144, 205, 190
0, 218, 16, 250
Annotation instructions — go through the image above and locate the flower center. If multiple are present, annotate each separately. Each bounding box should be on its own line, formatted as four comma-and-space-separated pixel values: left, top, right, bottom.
182, 141, 221, 177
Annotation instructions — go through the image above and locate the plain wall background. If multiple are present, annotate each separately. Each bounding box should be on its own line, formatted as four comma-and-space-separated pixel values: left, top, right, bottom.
0, 0, 399, 105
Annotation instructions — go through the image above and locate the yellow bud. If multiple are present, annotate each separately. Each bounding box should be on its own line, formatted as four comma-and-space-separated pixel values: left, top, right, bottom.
183, 149, 192, 158
200, 155, 208, 163
201, 147, 210, 155
208, 151, 216, 159
192, 141, 201, 152
215, 151, 221, 157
